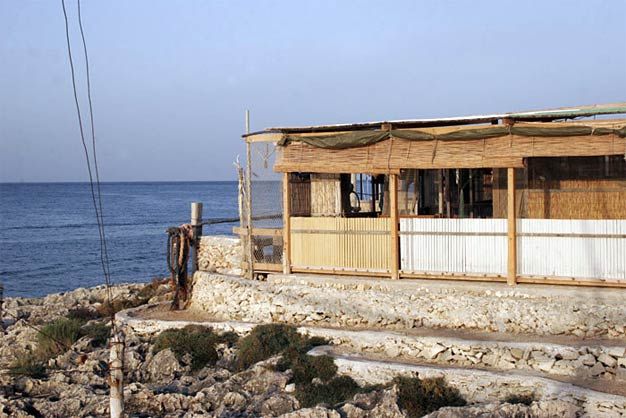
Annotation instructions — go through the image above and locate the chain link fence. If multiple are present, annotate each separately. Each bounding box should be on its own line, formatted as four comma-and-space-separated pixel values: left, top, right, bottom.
249, 141, 283, 268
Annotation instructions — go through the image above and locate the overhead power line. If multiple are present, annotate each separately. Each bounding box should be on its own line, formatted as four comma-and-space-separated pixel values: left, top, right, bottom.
60, 0, 114, 309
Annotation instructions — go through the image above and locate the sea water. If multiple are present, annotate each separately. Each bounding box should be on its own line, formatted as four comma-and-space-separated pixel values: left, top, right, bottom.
0, 182, 239, 297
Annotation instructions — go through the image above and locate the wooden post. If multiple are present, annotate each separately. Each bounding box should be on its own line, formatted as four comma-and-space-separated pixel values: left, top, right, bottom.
245, 110, 254, 279
282, 173, 291, 274
190, 202, 203, 273
235, 159, 245, 271
446, 169, 451, 218
507, 167, 517, 286
109, 331, 125, 418
437, 170, 444, 216
390, 174, 400, 279
469, 169, 474, 218
0, 282, 4, 335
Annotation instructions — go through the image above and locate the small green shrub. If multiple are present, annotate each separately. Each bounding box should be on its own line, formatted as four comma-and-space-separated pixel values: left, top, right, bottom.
8, 354, 47, 378
153, 325, 221, 371
37, 318, 84, 360
277, 349, 337, 385
80, 322, 111, 347
394, 376, 466, 418
307, 336, 329, 348
218, 331, 240, 347
235, 324, 304, 370
296, 375, 362, 407
504, 393, 536, 406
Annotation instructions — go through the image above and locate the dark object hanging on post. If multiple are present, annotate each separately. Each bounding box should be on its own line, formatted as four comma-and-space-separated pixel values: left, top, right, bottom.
166, 225, 193, 310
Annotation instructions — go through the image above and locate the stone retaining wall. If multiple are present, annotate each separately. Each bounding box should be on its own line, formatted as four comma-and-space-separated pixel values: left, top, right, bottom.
299, 327, 626, 383
189, 272, 626, 339
196, 236, 241, 275
187, 273, 626, 383
117, 307, 626, 417
317, 347, 626, 417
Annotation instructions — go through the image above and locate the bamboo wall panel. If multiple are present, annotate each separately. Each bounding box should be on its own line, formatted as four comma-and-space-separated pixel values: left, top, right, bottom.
310, 174, 342, 216
400, 219, 507, 275
290, 178, 311, 217
493, 159, 626, 219
274, 134, 625, 173
290, 217, 391, 272
526, 190, 626, 219
518, 220, 626, 280
492, 168, 528, 218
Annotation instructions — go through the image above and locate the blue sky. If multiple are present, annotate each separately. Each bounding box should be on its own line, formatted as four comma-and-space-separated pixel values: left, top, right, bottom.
1, 0, 624, 182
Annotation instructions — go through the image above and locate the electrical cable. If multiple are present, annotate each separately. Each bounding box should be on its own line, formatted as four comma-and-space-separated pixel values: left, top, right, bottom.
60, 0, 114, 311
77, 0, 112, 286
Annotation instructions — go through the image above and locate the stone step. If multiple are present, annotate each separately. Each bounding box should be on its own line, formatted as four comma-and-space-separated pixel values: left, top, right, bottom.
308, 345, 626, 417
297, 324, 626, 386
121, 302, 626, 389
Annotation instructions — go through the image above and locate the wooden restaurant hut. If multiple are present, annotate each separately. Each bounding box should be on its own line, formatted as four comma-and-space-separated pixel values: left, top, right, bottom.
240, 103, 626, 288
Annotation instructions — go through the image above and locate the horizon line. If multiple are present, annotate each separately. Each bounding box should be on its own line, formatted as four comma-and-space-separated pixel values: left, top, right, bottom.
0, 180, 240, 184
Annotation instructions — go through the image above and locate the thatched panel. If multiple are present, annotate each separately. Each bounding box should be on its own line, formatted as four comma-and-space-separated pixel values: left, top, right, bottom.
275, 133, 624, 173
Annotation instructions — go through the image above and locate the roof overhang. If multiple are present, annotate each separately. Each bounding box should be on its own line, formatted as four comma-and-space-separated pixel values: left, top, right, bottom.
243, 102, 626, 142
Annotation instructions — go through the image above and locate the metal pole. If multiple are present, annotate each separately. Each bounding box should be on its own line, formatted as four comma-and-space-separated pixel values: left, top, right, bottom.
0, 282, 4, 335
191, 202, 203, 273
245, 110, 254, 279
109, 331, 125, 418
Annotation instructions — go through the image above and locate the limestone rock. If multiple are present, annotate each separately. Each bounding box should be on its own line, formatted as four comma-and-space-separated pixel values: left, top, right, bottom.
261, 394, 299, 416
598, 353, 617, 368
589, 361, 606, 376
279, 406, 341, 418
424, 400, 579, 418
145, 349, 183, 382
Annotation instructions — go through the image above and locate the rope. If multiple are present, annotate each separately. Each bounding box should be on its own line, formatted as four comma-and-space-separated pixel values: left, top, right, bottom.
200, 213, 282, 226
166, 225, 192, 310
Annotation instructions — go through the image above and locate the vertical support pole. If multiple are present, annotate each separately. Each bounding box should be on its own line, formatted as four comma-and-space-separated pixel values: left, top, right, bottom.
282, 173, 291, 274
109, 331, 125, 418
245, 110, 254, 280
507, 167, 517, 286
469, 169, 474, 218
437, 170, 444, 216
236, 161, 245, 266
190, 202, 203, 273
446, 169, 451, 218
0, 282, 4, 335
390, 173, 400, 279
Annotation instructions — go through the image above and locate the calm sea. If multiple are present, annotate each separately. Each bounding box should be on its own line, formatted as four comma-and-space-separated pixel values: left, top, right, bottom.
0, 182, 239, 297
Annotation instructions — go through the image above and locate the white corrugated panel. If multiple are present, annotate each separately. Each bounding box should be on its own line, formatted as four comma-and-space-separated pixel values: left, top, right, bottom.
400, 219, 507, 276
518, 219, 626, 280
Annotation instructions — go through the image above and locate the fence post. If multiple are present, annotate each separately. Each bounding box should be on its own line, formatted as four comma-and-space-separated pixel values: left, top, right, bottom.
282, 173, 291, 274
390, 173, 400, 279
109, 331, 125, 418
0, 282, 4, 335
245, 110, 254, 279
191, 202, 203, 273
507, 167, 517, 286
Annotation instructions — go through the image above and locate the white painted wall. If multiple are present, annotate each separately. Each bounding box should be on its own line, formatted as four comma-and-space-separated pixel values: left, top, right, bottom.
400, 218, 626, 281
518, 219, 626, 280
400, 218, 507, 276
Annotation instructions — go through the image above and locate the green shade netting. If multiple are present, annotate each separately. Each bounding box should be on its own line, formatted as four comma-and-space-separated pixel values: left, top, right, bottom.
277, 124, 626, 149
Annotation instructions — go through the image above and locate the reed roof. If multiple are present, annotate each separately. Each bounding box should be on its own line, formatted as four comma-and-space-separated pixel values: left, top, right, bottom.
244, 102, 626, 141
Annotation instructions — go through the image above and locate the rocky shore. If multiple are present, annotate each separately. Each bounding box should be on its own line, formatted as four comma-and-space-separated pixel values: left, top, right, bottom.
0, 283, 616, 417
